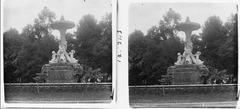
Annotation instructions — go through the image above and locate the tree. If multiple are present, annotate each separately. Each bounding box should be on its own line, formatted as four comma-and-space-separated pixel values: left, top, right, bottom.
129, 30, 148, 85
129, 9, 237, 85
128, 8, 184, 85
3, 28, 23, 82
191, 14, 237, 84
200, 15, 237, 83
218, 14, 238, 80
146, 8, 181, 42
75, 14, 100, 66
12, 7, 58, 83
94, 13, 112, 78
4, 8, 112, 83
75, 13, 112, 81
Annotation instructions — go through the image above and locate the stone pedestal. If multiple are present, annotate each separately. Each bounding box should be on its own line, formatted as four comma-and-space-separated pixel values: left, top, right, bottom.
41, 63, 82, 83
167, 64, 207, 85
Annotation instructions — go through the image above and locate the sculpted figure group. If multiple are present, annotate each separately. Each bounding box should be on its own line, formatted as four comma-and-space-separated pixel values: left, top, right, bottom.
49, 49, 78, 64
175, 51, 203, 65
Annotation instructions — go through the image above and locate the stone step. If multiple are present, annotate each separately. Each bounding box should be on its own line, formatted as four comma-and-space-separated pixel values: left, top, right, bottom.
48, 70, 74, 73
174, 69, 199, 72
49, 67, 73, 70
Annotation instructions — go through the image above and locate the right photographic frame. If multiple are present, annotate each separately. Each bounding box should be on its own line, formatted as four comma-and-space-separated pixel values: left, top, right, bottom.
128, 1, 238, 108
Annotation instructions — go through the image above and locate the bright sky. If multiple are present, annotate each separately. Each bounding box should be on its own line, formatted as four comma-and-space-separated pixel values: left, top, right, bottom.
3, 0, 111, 36
129, 3, 237, 37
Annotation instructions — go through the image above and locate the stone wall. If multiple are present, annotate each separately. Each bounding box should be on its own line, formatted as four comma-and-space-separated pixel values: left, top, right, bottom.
5, 83, 112, 92
4, 83, 112, 102
129, 84, 237, 95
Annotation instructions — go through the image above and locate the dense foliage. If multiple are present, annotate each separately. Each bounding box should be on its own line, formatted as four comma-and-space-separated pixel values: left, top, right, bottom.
129, 9, 237, 85
198, 14, 238, 84
4, 7, 112, 83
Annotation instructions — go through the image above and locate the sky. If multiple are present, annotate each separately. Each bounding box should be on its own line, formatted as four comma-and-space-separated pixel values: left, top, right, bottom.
3, 0, 111, 36
129, 3, 237, 37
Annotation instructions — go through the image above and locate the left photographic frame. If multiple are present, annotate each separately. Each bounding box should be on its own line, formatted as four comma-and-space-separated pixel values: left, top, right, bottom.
1, 0, 116, 108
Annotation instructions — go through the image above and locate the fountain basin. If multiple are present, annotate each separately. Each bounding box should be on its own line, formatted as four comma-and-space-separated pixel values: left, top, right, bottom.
175, 17, 201, 32
51, 16, 75, 30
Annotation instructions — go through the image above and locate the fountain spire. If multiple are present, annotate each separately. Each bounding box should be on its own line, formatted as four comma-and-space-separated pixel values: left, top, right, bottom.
49, 16, 78, 63
174, 17, 203, 65
167, 17, 209, 85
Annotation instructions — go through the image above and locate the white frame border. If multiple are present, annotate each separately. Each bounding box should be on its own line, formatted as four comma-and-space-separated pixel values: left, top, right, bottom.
1, 0, 117, 108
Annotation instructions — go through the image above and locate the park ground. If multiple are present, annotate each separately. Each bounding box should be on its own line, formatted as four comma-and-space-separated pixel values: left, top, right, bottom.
4, 83, 112, 103
129, 85, 237, 108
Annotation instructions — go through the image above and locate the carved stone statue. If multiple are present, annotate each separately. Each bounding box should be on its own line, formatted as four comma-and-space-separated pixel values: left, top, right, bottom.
194, 51, 203, 64
184, 52, 192, 64
69, 50, 75, 59
175, 53, 183, 65
69, 50, 78, 63
58, 48, 66, 63
49, 51, 57, 63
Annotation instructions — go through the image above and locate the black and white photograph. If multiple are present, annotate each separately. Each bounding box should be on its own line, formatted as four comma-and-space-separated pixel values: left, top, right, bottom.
1, 0, 240, 108
128, 2, 238, 108
3, 0, 113, 104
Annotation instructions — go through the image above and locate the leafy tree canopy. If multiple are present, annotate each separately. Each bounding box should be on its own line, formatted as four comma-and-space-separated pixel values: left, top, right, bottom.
129, 8, 237, 85
4, 7, 112, 83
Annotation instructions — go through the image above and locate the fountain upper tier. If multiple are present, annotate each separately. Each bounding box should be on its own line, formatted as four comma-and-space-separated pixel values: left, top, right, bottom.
51, 16, 75, 31
176, 17, 200, 32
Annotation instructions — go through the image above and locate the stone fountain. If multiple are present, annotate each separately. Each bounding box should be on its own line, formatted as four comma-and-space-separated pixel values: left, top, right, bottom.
167, 17, 208, 85
37, 16, 83, 83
